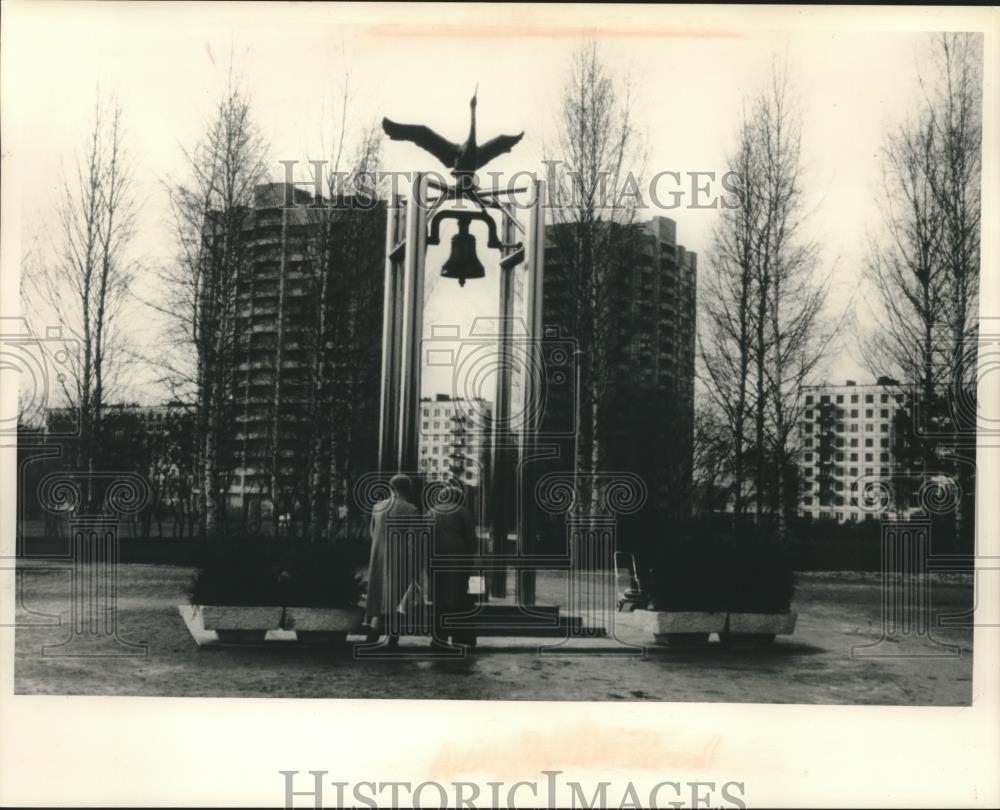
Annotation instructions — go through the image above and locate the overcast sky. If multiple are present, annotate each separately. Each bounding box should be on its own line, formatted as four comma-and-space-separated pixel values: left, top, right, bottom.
3, 3, 988, 404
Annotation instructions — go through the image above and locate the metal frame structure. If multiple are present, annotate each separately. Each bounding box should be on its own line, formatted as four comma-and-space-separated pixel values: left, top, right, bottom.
377, 174, 546, 602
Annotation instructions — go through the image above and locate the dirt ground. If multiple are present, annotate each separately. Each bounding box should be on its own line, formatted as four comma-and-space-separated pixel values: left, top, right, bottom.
12, 563, 973, 704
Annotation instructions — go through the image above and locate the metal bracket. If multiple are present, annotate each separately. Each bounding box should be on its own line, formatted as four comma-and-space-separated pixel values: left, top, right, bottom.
426, 207, 503, 249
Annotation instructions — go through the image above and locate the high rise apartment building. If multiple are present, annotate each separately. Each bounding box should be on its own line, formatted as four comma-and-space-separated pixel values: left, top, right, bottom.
798, 378, 921, 523
540, 215, 697, 525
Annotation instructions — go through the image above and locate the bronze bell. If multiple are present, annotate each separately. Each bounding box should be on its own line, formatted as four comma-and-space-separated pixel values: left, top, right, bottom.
440, 215, 485, 287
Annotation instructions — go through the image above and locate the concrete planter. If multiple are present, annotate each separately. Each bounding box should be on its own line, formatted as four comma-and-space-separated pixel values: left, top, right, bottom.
281, 607, 365, 645
643, 611, 727, 646
199, 606, 283, 643
719, 612, 797, 647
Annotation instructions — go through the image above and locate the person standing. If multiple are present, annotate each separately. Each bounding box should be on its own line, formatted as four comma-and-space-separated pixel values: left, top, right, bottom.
428, 482, 478, 648
365, 474, 418, 647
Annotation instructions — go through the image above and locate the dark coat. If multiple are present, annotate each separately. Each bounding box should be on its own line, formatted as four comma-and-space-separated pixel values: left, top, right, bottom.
430, 504, 477, 610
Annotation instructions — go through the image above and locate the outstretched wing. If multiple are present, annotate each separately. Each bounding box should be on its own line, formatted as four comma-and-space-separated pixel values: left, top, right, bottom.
473, 132, 524, 170
382, 118, 461, 168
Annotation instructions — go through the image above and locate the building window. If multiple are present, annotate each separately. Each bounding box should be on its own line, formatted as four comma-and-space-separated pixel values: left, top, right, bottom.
866, 424, 873, 432
850, 409, 858, 418
865, 453, 873, 462
865, 438, 874, 447
880, 452, 889, 462
806, 409, 813, 419
881, 409, 889, 418
850, 424, 858, 433
865, 409, 873, 418
881, 394, 889, 403
881, 423, 888, 432
805, 452, 813, 461
881, 438, 889, 448
865, 467, 874, 476
850, 453, 858, 461
836, 394, 844, 404
850, 467, 858, 476
836, 452, 844, 461
806, 395, 814, 405
850, 439, 858, 448
851, 394, 859, 404
866, 394, 873, 403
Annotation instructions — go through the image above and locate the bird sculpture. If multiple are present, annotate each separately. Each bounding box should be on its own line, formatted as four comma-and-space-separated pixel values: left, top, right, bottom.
382, 85, 524, 187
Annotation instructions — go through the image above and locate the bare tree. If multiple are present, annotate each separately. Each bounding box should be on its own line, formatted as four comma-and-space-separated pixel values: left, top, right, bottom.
699, 112, 761, 521
925, 34, 982, 391
691, 405, 734, 514
927, 34, 981, 544
28, 93, 137, 503
864, 115, 947, 455
864, 33, 981, 542
156, 75, 268, 537
546, 41, 645, 516
301, 104, 385, 542
699, 64, 825, 539
756, 67, 825, 540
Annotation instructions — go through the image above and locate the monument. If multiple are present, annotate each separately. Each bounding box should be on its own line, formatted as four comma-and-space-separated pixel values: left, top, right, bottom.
377, 89, 625, 645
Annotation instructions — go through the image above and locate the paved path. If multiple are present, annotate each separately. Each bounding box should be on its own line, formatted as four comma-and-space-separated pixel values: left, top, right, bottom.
12, 564, 973, 704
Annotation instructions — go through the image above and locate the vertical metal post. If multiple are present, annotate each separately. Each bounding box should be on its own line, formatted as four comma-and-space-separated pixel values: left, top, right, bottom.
516, 179, 545, 606
397, 174, 427, 473
377, 195, 404, 473
488, 210, 520, 599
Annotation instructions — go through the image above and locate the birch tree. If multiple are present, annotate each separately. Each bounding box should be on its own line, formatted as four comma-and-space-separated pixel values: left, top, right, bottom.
546, 41, 645, 516
28, 93, 136, 506
302, 116, 385, 542
158, 76, 268, 537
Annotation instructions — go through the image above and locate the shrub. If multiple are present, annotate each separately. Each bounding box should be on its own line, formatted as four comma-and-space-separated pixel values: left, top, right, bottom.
188, 538, 363, 609
719, 539, 795, 613
278, 543, 365, 608
645, 537, 729, 612
645, 532, 795, 614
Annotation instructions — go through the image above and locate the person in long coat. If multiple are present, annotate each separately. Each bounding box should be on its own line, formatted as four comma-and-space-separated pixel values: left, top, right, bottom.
365, 474, 418, 645
429, 482, 478, 647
